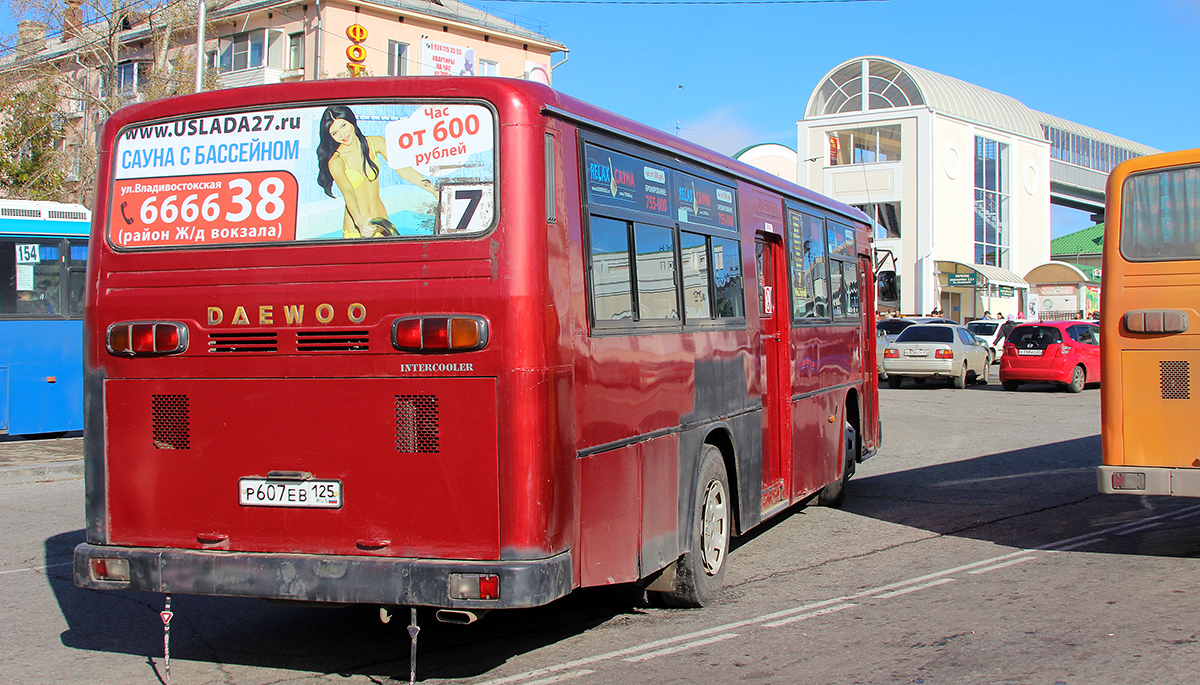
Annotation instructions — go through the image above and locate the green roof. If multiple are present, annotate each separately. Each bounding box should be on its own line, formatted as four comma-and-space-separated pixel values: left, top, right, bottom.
1050, 223, 1105, 257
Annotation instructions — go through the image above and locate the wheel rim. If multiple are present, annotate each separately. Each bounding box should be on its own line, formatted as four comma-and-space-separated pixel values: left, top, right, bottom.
1074, 367, 1085, 387
699, 479, 728, 575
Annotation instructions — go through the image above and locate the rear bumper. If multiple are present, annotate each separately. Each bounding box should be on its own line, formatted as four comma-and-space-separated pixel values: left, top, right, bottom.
881, 359, 953, 377
1098, 465, 1200, 497
74, 543, 573, 609
999, 366, 1069, 384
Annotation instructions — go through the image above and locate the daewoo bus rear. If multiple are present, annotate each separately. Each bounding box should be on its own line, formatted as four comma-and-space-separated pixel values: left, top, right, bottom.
76, 77, 879, 622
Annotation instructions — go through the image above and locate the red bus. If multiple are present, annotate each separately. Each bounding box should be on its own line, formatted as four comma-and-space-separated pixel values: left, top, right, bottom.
74, 78, 880, 620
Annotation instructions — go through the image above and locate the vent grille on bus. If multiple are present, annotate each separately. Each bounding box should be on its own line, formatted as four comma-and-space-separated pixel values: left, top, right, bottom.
152, 394, 190, 449
0, 207, 41, 218
47, 210, 88, 220
395, 395, 439, 453
1160, 360, 1191, 400
207, 332, 278, 353
296, 330, 369, 352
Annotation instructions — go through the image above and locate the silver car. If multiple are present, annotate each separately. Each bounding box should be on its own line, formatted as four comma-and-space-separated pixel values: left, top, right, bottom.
882, 323, 990, 389
876, 317, 956, 379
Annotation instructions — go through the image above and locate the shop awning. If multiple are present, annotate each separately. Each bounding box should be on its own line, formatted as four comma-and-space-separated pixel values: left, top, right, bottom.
937, 261, 1028, 289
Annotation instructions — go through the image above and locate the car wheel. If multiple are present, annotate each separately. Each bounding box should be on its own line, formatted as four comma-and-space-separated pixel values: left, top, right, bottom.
657, 445, 729, 608
1067, 365, 1086, 393
976, 361, 989, 385
887, 375, 902, 389
913, 377, 926, 385
953, 363, 968, 389
1002, 380, 1020, 391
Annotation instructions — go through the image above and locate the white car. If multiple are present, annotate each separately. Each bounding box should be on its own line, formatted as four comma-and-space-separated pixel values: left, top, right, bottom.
966, 320, 1003, 362
882, 323, 990, 389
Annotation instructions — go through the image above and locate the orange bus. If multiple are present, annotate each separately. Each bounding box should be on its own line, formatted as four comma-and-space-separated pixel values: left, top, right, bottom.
1098, 148, 1200, 497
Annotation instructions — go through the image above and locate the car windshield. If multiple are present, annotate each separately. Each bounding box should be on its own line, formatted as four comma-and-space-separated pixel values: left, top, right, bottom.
1008, 325, 1064, 348
895, 325, 953, 343
967, 321, 999, 336
877, 320, 913, 335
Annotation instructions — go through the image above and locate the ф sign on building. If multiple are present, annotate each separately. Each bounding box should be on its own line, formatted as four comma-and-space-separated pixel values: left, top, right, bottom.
346, 23, 367, 76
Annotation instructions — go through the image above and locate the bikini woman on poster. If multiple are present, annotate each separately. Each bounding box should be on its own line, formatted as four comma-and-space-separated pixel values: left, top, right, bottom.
315, 105, 437, 238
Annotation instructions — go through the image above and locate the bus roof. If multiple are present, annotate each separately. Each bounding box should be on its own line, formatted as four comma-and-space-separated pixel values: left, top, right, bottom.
0, 198, 91, 237
101, 77, 870, 228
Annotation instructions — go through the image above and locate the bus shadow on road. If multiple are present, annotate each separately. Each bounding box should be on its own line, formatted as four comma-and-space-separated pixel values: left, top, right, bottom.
46, 528, 641, 681
840, 434, 1200, 557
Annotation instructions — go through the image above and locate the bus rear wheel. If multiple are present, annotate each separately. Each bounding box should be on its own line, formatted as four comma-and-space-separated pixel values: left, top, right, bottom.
658, 445, 729, 608
818, 422, 856, 507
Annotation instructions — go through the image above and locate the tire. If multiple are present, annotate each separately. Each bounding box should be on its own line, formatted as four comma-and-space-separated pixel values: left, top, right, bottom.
1002, 380, 1020, 391
953, 363, 967, 389
887, 375, 902, 389
659, 445, 730, 608
818, 422, 856, 507
1067, 365, 1086, 393
976, 361, 989, 385
913, 377, 926, 385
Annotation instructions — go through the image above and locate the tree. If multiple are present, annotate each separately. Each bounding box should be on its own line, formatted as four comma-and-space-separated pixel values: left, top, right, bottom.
0, 75, 69, 200
1, 0, 217, 203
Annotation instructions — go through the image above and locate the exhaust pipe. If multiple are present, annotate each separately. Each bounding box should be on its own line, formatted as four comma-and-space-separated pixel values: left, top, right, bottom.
435, 609, 489, 625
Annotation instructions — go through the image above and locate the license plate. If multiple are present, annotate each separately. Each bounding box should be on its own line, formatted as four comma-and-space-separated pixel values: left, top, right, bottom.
239, 478, 342, 508
903, 349, 928, 357
1017, 349, 1043, 356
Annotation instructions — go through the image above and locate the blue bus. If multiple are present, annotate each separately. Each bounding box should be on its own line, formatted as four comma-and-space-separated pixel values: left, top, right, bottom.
0, 199, 90, 436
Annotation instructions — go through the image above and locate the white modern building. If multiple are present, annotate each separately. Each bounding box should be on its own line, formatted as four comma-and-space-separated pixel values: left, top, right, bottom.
742, 56, 1159, 320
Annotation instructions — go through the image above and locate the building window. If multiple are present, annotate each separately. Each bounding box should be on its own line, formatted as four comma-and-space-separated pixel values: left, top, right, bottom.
854, 202, 901, 240
811, 58, 923, 117
388, 40, 408, 76
1041, 124, 1141, 175
479, 59, 498, 76
117, 61, 149, 95
217, 30, 283, 73
974, 136, 1009, 269
288, 32, 304, 71
828, 125, 900, 166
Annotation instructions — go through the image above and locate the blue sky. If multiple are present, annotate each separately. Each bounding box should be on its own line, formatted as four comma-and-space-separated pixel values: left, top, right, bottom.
475, 0, 1200, 236
5, 0, 1198, 235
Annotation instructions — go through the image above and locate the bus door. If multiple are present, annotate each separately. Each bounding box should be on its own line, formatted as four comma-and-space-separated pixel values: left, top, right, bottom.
757, 233, 792, 513
859, 253, 879, 452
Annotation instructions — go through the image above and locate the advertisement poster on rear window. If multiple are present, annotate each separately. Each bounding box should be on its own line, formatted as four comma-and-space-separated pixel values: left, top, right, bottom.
110, 102, 495, 248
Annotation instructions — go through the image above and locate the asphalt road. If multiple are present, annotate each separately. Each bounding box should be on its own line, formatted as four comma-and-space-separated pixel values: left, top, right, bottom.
2, 379, 1197, 684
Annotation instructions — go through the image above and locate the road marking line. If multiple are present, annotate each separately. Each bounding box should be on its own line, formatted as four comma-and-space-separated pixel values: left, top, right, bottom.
622, 633, 739, 663
0, 561, 72, 576
476, 503, 1200, 684
1116, 521, 1164, 536
872, 577, 956, 599
522, 670, 595, 685
967, 555, 1037, 575
1051, 537, 1107, 552
763, 602, 856, 628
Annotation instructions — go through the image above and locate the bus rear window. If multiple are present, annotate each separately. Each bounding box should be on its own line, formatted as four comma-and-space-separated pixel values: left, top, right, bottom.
1120, 165, 1200, 261
110, 102, 496, 249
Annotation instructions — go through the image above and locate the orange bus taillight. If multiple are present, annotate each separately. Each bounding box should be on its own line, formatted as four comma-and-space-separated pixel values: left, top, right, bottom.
392, 316, 488, 353
106, 322, 188, 356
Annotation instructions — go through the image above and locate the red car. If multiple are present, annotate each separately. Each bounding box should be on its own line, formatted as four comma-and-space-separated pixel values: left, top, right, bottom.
999, 321, 1101, 393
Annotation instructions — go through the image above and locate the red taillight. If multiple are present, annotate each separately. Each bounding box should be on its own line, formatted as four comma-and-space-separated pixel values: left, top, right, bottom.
935, 349, 954, 359
90, 557, 131, 582
448, 572, 500, 600
392, 316, 488, 353
884, 348, 899, 358
1058, 344, 1072, 356
107, 322, 187, 356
